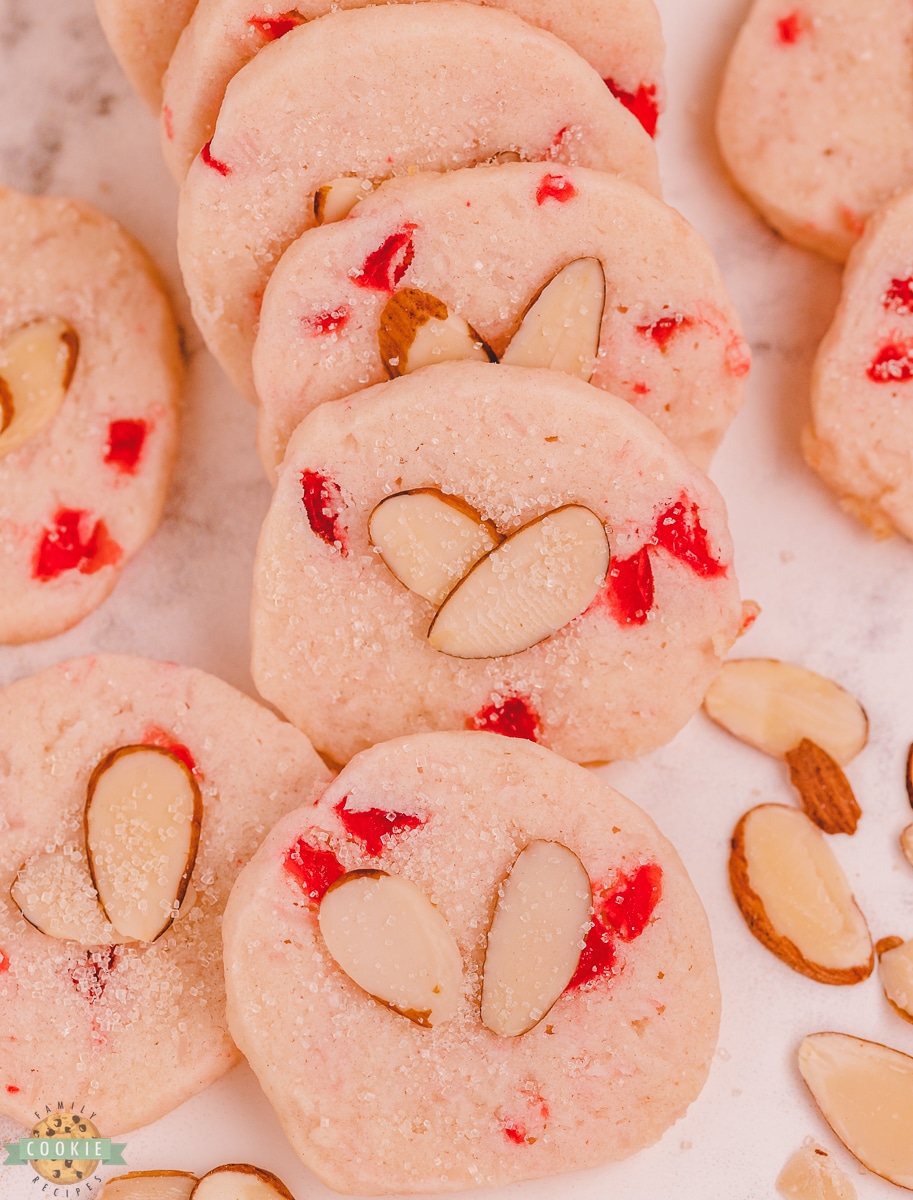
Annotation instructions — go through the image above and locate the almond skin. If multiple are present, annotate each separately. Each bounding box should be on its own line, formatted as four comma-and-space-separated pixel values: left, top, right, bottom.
785, 738, 861, 834
730, 805, 873, 985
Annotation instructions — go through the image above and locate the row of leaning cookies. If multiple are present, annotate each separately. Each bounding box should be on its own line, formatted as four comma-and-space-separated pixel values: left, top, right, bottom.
0, 1, 755, 1193
93, 0, 757, 766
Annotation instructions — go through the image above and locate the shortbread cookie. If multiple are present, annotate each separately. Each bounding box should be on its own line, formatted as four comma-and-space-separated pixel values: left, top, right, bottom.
161, 0, 665, 181
177, 2, 662, 401
803, 187, 913, 538
95, 0, 199, 110
251, 362, 744, 765
716, 0, 913, 261
0, 655, 331, 1134
253, 164, 749, 477
223, 731, 721, 1194
0, 187, 181, 645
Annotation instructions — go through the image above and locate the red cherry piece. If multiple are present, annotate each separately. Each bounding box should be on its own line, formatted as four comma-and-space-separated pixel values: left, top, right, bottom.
301, 470, 347, 554
200, 139, 231, 176
503, 1125, 526, 1145
868, 342, 913, 383
162, 104, 174, 141
470, 695, 539, 741
0, 949, 9, 973
605, 546, 654, 626
637, 314, 694, 349
5, 1085, 19, 1093
776, 11, 804, 43
652, 497, 726, 578
284, 838, 344, 903
142, 726, 198, 775
600, 863, 663, 941
70, 947, 117, 1003
105, 419, 147, 474
33, 510, 122, 581
604, 80, 660, 138
333, 797, 424, 856
884, 278, 913, 314
301, 306, 350, 337
354, 225, 417, 292
565, 913, 617, 990
249, 12, 305, 40
535, 174, 577, 206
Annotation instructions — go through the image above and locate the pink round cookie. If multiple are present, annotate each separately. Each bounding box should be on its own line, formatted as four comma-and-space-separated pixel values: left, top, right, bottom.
716, 0, 913, 262
251, 362, 745, 766
176, 2, 662, 402
0, 655, 331, 1134
223, 731, 721, 1194
0, 187, 181, 645
161, 0, 666, 181
803, 187, 913, 538
253, 163, 750, 477
95, 0, 200, 110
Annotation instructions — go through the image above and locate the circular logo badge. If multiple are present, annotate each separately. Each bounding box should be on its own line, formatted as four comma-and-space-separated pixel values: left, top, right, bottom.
29, 1112, 101, 1184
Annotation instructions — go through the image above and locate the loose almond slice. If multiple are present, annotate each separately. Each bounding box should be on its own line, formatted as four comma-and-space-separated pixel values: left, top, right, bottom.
318, 869, 462, 1028
785, 739, 861, 834
776, 1142, 857, 1200
368, 489, 500, 605
798, 1032, 913, 1189
704, 659, 868, 764
499, 258, 606, 381
378, 289, 494, 378
0, 317, 78, 456
85, 745, 202, 943
428, 505, 610, 659
877, 936, 913, 1024
902, 826, 913, 868
191, 1166, 294, 1200
313, 176, 373, 225
730, 805, 873, 985
104, 1173, 198, 1200
480, 840, 591, 1037
11, 848, 127, 945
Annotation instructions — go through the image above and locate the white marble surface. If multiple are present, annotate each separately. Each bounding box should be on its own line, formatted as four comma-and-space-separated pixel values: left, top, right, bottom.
1, 1, 912, 1198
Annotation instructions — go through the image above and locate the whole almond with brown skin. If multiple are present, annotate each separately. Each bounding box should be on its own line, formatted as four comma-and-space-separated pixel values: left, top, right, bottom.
785, 738, 861, 834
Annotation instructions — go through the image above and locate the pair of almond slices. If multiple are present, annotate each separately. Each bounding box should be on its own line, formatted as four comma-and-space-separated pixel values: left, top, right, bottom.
12, 745, 201, 947
375, 257, 606, 384
102, 1164, 292, 1200
369, 492, 610, 659
318, 840, 593, 1038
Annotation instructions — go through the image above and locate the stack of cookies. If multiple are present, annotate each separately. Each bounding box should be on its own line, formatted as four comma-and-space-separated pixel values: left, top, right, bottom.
0, 1, 759, 1193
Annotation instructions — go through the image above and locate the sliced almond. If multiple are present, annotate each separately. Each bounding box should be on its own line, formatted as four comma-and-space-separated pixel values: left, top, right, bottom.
85, 746, 202, 944
798, 1032, 913, 1189
480, 841, 591, 1037
877, 936, 913, 1024
368, 489, 500, 605
11, 848, 128, 945
313, 176, 372, 224
704, 659, 868, 764
428, 505, 610, 659
378, 288, 494, 378
190, 1166, 295, 1200
776, 1142, 857, 1200
785, 739, 861, 834
902, 825, 913, 868
499, 258, 606, 381
104, 1173, 198, 1200
318, 869, 462, 1028
729, 805, 873, 985
906, 742, 913, 807
0, 317, 78, 456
